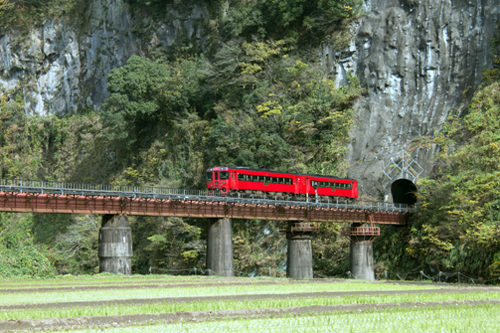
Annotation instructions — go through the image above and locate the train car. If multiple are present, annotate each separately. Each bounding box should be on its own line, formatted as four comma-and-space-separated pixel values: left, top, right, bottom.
205, 166, 358, 200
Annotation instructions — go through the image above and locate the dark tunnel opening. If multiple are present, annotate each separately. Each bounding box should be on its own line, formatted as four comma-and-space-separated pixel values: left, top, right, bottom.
391, 179, 417, 205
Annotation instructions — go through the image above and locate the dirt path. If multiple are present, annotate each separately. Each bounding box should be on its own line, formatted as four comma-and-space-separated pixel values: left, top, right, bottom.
1, 277, 479, 292
1, 287, 497, 310
0, 278, 364, 293
2, 299, 500, 332
0, 277, 280, 289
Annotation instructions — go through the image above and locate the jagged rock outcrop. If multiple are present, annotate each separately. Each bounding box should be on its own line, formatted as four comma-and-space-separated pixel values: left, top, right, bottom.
0, 0, 208, 115
0, 0, 498, 201
323, 0, 500, 200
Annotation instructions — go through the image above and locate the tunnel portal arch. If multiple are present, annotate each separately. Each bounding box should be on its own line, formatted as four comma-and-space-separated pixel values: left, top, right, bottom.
391, 179, 417, 205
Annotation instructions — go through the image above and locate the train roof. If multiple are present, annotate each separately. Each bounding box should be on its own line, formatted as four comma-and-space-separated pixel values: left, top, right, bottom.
206, 166, 357, 182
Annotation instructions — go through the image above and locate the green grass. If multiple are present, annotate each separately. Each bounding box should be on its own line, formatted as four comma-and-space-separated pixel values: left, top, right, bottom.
0, 276, 279, 290
0, 274, 222, 286
51, 303, 500, 332
4, 290, 494, 321
0, 282, 444, 306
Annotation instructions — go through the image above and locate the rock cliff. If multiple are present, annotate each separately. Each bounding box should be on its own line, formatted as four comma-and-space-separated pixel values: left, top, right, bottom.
0, 0, 207, 115
0, 0, 498, 201
323, 0, 500, 199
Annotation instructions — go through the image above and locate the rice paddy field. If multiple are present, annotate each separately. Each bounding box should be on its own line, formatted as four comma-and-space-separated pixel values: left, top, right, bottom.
1, 275, 500, 332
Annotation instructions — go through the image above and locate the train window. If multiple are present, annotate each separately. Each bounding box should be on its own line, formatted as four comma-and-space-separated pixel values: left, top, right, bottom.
238, 174, 244, 181
206, 172, 213, 181
286, 178, 292, 185
271, 177, 276, 183
347, 184, 351, 190
220, 171, 228, 180
311, 181, 317, 187
214, 172, 219, 180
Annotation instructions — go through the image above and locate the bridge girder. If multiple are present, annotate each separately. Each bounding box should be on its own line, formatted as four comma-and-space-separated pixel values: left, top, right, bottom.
0, 192, 407, 225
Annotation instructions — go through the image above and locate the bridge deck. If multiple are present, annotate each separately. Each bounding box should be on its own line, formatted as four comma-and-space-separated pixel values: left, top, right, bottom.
0, 180, 411, 225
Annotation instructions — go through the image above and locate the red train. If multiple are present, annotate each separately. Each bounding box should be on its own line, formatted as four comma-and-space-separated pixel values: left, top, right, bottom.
206, 166, 358, 200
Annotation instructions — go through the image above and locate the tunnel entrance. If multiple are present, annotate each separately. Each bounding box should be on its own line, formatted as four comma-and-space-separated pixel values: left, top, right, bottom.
391, 179, 417, 205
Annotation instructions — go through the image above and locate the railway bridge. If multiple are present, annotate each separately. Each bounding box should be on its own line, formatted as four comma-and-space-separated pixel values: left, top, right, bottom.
0, 179, 412, 280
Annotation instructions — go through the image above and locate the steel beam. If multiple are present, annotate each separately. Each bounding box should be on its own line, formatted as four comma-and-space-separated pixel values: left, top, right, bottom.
0, 191, 408, 224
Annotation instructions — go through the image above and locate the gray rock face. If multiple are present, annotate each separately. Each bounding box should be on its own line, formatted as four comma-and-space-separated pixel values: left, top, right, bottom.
323, 0, 500, 199
0, 0, 208, 116
1, 0, 498, 199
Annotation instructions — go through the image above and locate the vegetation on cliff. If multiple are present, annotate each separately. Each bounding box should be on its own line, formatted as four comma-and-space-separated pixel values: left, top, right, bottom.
0, 0, 362, 277
1, 0, 498, 282
375, 70, 500, 280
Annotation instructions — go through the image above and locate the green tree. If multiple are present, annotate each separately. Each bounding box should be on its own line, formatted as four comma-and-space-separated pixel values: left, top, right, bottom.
131, 216, 203, 274
0, 213, 56, 278
385, 79, 500, 279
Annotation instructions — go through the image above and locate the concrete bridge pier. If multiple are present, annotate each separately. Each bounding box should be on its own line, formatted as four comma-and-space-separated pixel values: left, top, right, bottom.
284, 222, 319, 279
206, 218, 234, 276
349, 223, 379, 281
98, 215, 133, 275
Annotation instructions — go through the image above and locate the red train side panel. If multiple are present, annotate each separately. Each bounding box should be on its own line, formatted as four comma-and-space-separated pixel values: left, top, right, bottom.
206, 166, 358, 200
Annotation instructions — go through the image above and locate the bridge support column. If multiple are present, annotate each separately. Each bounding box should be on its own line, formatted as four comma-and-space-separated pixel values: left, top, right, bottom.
283, 222, 319, 280
349, 223, 380, 281
206, 218, 234, 277
98, 215, 133, 275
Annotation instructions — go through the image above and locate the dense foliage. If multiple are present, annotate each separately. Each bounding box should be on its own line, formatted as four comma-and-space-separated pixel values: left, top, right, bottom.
128, 0, 362, 45
0, 0, 364, 277
4, 0, 498, 282
0, 0, 88, 33
0, 213, 57, 278
374, 73, 500, 280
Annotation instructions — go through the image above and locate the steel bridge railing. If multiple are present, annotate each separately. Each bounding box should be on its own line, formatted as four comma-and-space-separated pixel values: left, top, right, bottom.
0, 179, 413, 213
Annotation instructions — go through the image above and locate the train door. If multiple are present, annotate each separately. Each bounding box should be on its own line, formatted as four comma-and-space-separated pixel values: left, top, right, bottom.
295, 176, 300, 195
230, 171, 236, 188
304, 177, 310, 195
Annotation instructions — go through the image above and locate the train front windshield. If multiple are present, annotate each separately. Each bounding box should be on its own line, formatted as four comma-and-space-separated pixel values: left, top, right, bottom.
220, 171, 229, 180
206, 172, 213, 181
